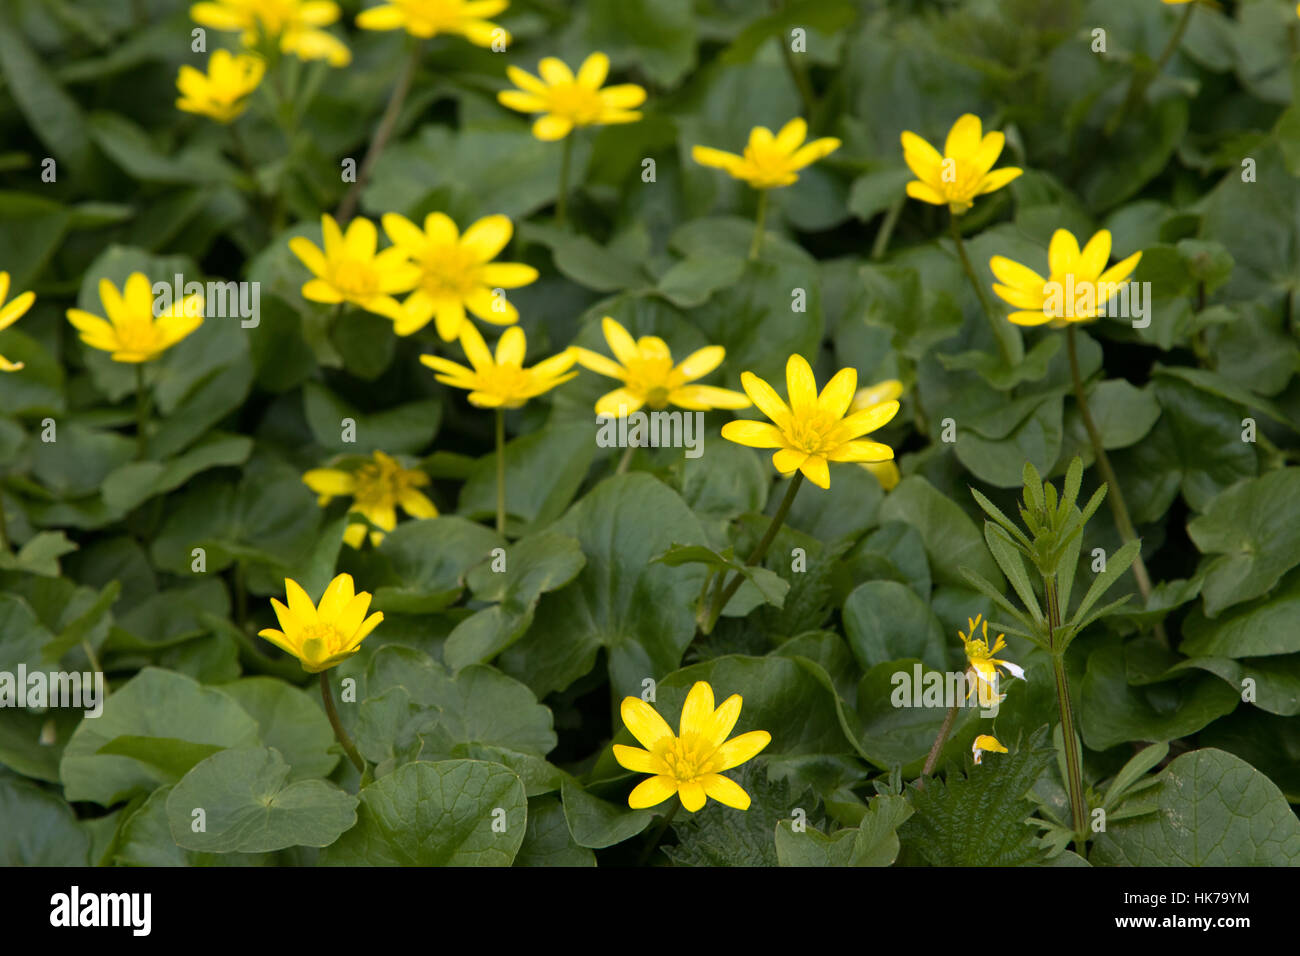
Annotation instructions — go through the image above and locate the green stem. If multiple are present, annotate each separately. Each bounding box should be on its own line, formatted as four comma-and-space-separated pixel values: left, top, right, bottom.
871, 196, 904, 260
615, 444, 635, 475
0, 487, 8, 553
950, 212, 1012, 366
1065, 327, 1160, 631
134, 363, 149, 460
337, 41, 422, 223
1105, 1, 1194, 137
556, 134, 574, 229
320, 671, 365, 775
636, 801, 679, 867
705, 472, 803, 631
919, 703, 959, 784
1046, 574, 1088, 842
749, 189, 770, 261
495, 409, 507, 537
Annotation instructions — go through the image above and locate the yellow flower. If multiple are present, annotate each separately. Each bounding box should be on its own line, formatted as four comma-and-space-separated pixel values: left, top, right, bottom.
901, 114, 1021, 215
498, 52, 646, 141
258, 573, 383, 673
357, 0, 509, 45
0, 272, 36, 372
972, 734, 1007, 765
692, 118, 840, 190
191, 0, 351, 66
175, 49, 265, 123
289, 214, 421, 320
66, 273, 203, 364
989, 228, 1142, 327
850, 379, 903, 491
381, 212, 537, 339
420, 323, 577, 408
614, 681, 771, 813
572, 317, 751, 417
959, 614, 1026, 707
721, 354, 899, 490
303, 451, 438, 548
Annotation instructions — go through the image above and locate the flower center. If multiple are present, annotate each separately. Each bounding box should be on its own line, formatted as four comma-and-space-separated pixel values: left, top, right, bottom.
299, 622, 343, 662
787, 409, 840, 456
656, 733, 720, 784
115, 317, 160, 352
418, 244, 479, 299
546, 83, 606, 125
351, 461, 401, 508
254, 0, 302, 33
621, 356, 677, 407
330, 258, 379, 299
478, 364, 530, 402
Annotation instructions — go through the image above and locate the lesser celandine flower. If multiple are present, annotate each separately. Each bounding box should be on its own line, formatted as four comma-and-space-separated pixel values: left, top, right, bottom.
191, 0, 352, 66
259, 573, 383, 673
356, 0, 510, 45
498, 52, 646, 227
66, 273, 204, 364
989, 228, 1141, 327
721, 355, 898, 490
692, 118, 840, 191
692, 118, 839, 258
0, 272, 36, 373
851, 379, 903, 491
498, 52, 645, 142
381, 212, 537, 339
261, 572, 379, 772
972, 734, 1007, 765
573, 317, 750, 417
303, 451, 437, 548
960, 614, 1026, 707
175, 49, 265, 123
614, 681, 770, 812
422, 324, 577, 534
421, 324, 576, 409
901, 114, 1021, 215
289, 214, 420, 320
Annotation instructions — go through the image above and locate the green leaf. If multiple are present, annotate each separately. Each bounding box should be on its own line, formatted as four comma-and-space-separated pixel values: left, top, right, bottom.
0, 773, 91, 865
1080, 641, 1238, 750
1102, 742, 1169, 811
320, 760, 527, 866
60, 667, 260, 806
112, 785, 273, 867
218, 677, 339, 780
373, 516, 501, 614
842, 581, 948, 672
899, 726, 1054, 866
1180, 568, 1300, 658
1068, 538, 1139, 628
167, 748, 357, 853
560, 777, 653, 849
881, 476, 1005, 590
1186, 467, 1300, 617
499, 474, 709, 698
664, 762, 796, 866
458, 423, 595, 536
514, 796, 596, 867
1092, 749, 1300, 865
584, 0, 698, 88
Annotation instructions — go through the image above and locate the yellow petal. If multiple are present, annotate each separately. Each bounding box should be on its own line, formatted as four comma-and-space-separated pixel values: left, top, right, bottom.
721, 420, 784, 448
784, 353, 818, 414
620, 696, 674, 750
678, 681, 715, 738
628, 775, 677, 810
701, 773, 751, 810
713, 730, 771, 771
612, 744, 658, 774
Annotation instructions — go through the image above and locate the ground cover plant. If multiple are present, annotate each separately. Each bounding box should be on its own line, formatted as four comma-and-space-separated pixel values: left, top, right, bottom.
1, 0, 1299, 869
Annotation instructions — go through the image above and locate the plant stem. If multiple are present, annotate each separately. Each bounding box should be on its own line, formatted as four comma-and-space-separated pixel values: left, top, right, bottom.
919, 703, 959, 784
749, 189, 770, 261
556, 134, 574, 229
337, 42, 421, 223
950, 212, 1012, 366
705, 473, 803, 631
0, 489, 8, 553
871, 197, 904, 260
495, 409, 507, 537
1046, 574, 1088, 842
636, 801, 679, 867
615, 444, 635, 475
134, 363, 149, 460
320, 671, 365, 775
1065, 327, 1160, 633
1105, 1, 1194, 137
